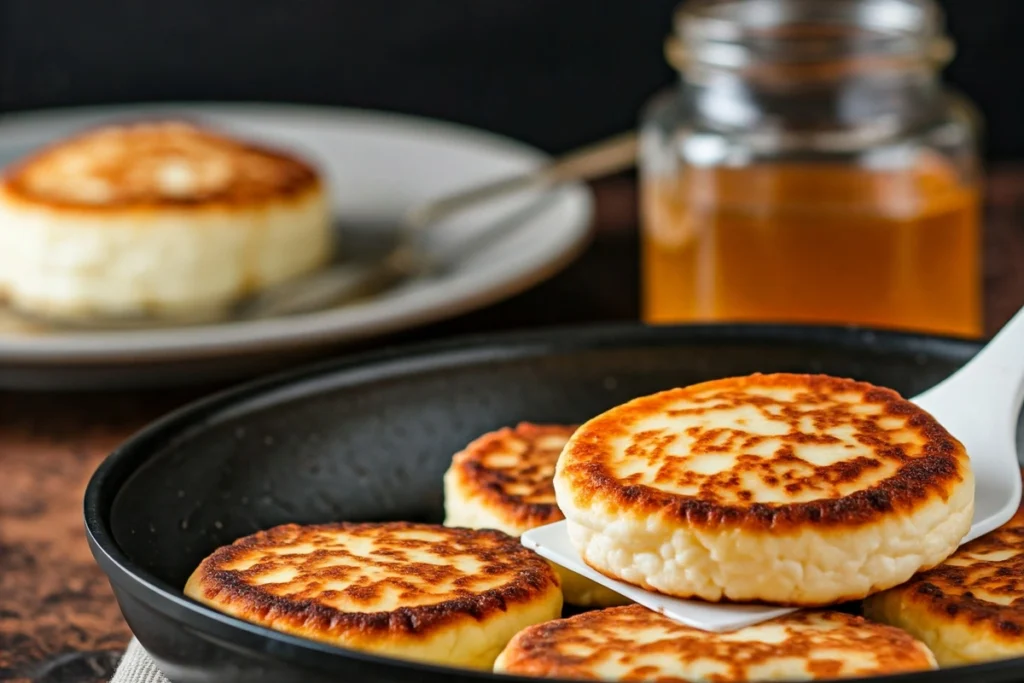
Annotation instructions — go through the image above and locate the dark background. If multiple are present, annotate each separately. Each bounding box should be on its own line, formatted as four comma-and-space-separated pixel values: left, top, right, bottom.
1, 0, 1022, 159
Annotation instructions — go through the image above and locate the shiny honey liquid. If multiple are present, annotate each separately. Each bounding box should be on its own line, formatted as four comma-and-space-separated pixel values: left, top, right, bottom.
641, 161, 982, 337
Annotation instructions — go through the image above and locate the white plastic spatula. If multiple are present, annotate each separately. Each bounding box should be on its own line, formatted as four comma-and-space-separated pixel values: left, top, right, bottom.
521, 521, 800, 631
523, 306, 1024, 633
912, 305, 1024, 542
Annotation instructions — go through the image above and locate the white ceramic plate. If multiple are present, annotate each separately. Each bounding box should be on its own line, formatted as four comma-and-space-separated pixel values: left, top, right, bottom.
0, 103, 593, 388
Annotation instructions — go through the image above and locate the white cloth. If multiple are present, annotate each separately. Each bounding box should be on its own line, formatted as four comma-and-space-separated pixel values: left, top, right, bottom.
111, 638, 171, 683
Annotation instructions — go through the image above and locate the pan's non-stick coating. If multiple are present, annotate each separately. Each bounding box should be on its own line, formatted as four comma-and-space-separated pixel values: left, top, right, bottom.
85, 324, 1024, 683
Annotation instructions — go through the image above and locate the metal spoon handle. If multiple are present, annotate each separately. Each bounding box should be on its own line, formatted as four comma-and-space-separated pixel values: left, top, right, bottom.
404, 131, 638, 230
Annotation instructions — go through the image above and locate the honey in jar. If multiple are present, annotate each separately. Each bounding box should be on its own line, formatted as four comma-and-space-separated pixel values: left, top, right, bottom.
640, 0, 983, 338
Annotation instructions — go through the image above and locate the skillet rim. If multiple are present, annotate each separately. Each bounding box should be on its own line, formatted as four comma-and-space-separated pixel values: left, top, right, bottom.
84, 322, 1024, 683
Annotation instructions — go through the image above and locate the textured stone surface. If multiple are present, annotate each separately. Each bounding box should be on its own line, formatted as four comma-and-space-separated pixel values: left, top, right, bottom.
0, 392, 198, 683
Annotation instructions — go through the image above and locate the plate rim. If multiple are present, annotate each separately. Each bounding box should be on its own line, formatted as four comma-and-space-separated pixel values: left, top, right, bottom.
0, 101, 594, 365
83, 321, 1021, 683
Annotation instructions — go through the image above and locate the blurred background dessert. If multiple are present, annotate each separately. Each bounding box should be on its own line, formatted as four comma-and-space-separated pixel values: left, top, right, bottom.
0, 121, 331, 322
1, 0, 1015, 339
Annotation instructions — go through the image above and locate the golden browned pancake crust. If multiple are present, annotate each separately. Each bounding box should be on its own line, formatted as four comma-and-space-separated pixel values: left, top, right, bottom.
448, 423, 576, 530
443, 423, 631, 608
911, 509, 1024, 637
496, 606, 936, 681
864, 471, 1024, 663
1, 121, 319, 211
185, 522, 558, 640
560, 373, 967, 531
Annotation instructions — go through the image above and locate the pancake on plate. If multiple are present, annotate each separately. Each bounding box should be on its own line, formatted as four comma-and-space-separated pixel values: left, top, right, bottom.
494, 604, 936, 680
865, 469, 1024, 666
184, 522, 562, 670
553, 372, 974, 605
0, 121, 332, 321
444, 423, 629, 607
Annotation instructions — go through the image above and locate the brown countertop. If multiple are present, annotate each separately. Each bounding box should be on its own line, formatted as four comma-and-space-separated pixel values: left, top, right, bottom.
3, 170, 1023, 683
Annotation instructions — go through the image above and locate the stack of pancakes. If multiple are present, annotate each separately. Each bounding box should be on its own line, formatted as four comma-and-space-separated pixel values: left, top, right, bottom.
186, 372, 1024, 680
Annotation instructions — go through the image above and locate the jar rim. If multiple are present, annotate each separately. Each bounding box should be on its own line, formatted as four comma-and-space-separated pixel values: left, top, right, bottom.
670, 0, 951, 72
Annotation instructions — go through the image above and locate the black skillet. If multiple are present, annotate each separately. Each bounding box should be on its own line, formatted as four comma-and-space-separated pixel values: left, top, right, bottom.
84, 323, 1024, 683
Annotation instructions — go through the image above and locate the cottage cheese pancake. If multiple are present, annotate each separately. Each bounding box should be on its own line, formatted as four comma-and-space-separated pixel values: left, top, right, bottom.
444, 423, 628, 607
0, 121, 332, 320
554, 373, 974, 605
865, 470, 1024, 666
495, 605, 936, 681
184, 522, 562, 669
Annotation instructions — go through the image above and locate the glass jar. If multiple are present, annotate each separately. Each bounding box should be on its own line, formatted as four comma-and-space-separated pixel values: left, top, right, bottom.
640, 0, 982, 337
